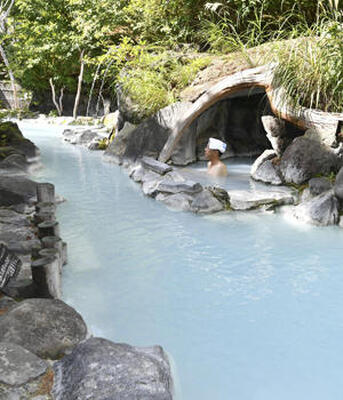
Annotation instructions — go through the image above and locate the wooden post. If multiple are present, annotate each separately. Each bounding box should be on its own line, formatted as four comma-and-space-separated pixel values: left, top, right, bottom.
36, 183, 55, 203
41, 235, 62, 252
38, 221, 60, 239
41, 236, 67, 266
31, 256, 61, 299
39, 248, 62, 273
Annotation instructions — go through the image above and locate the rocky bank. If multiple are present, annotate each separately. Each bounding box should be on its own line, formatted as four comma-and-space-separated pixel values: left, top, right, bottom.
0, 121, 173, 400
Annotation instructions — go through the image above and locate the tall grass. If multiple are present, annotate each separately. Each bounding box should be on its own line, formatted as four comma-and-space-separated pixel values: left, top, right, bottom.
266, 12, 343, 112
201, 2, 343, 113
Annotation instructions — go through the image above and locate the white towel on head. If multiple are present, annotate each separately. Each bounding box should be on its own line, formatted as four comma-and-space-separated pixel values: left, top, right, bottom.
208, 137, 227, 153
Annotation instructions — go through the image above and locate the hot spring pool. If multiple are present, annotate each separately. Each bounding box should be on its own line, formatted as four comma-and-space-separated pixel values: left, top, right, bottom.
21, 121, 343, 400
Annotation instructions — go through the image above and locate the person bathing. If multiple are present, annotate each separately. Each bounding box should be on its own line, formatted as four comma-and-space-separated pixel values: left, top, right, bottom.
205, 138, 228, 177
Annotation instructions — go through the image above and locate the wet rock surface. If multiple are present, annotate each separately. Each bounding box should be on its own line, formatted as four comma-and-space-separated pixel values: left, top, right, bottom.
228, 189, 295, 210
251, 149, 283, 185
292, 190, 339, 226
53, 337, 173, 400
190, 189, 224, 213
141, 156, 173, 175
0, 299, 87, 359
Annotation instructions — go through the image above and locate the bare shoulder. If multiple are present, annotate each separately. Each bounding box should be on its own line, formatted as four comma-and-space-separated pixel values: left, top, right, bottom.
217, 162, 228, 176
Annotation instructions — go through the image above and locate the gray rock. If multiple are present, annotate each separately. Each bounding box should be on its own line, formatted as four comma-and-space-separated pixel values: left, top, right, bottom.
207, 186, 230, 206
141, 157, 172, 175
280, 137, 340, 184
190, 189, 224, 214
334, 166, 343, 200
0, 299, 87, 359
130, 165, 146, 183
304, 127, 337, 148
105, 102, 189, 162
156, 192, 193, 212
261, 116, 291, 156
0, 342, 48, 386
261, 116, 287, 137
142, 179, 162, 197
0, 208, 31, 226
0, 295, 16, 314
0, 176, 37, 206
228, 189, 294, 210
52, 337, 173, 400
309, 177, 332, 196
0, 222, 35, 244
251, 150, 283, 185
1, 279, 37, 299
0, 121, 38, 159
292, 190, 339, 226
157, 180, 202, 194
139, 169, 159, 183
6, 238, 41, 256
0, 154, 28, 174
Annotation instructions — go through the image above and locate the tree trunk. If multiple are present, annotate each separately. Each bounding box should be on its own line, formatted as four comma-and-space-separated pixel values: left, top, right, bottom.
58, 87, 64, 115
49, 78, 62, 116
73, 50, 85, 120
0, 43, 18, 109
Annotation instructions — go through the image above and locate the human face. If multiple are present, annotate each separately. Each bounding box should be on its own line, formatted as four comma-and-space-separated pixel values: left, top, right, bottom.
205, 145, 212, 159
205, 145, 218, 160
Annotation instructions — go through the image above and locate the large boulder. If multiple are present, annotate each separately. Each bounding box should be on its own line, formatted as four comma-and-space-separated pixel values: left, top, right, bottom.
0, 176, 38, 206
292, 190, 339, 226
280, 137, 340, 184
105, 102, 191, 163
0, 121, 37, 160
334, 166, 343, 201
53, 337, 173, 400
0, 299, 87, 359
251, 149, 283, 185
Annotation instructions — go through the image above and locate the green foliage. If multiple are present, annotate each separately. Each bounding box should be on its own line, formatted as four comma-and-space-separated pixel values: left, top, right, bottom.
2, 0, 343, 117
105, 40, 211, 119
97, 138, 109, 150
265, 13, 343, 112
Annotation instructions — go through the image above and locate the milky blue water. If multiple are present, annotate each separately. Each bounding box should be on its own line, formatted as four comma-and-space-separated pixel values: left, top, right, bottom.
21, 122, 343, 400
